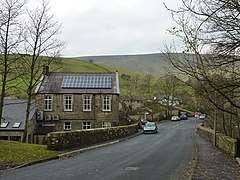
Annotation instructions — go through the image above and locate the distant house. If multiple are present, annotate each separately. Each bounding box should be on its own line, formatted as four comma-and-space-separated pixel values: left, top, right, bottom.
159, 95, 181, 107
0, 99, 35, 142
119, 96, 143, 111
32, 68, 120, 144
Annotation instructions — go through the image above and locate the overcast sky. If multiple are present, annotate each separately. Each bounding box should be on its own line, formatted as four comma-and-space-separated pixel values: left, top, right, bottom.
31, 0, 182, 57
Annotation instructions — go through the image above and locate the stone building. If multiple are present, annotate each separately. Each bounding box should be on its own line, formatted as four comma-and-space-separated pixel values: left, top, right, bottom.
32, 68, 120, 144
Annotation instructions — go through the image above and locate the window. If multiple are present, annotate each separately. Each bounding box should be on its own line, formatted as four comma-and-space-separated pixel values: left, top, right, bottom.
64, 95, 73, 111
64, 122, 71, 130
44, 95, 52, 111
83, 95, 91, 111
82, 122, 91, 129
102, 122, 111, 128
0, 122, 8, 128
12, 122, 21, 128
102, 95, 111, 111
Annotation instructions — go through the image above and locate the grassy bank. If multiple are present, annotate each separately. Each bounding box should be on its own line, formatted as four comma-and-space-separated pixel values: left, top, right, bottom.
0, 140, 62, 170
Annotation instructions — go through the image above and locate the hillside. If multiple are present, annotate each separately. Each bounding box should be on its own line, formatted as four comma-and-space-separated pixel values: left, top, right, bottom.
60, 58, 140, 77
75, 53, 174, 76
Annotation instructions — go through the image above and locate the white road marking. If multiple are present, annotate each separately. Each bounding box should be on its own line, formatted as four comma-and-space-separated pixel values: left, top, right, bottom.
173, 121, 185, 128
125, 167, 141, 171
173, 124, 179, 128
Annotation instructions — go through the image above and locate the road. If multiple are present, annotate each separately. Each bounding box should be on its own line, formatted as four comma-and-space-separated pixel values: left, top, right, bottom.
1, 119, 197, 180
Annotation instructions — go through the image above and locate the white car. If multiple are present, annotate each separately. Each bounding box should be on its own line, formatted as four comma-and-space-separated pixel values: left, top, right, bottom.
199, 114, 206, 119
171, 116, 180, 121
195, 114, 200, 118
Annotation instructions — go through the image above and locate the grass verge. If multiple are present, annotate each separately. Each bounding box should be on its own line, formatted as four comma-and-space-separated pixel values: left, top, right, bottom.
0, 140, 62, 170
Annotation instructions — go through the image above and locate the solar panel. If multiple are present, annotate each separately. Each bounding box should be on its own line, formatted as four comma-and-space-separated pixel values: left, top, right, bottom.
61, 75, 113, 89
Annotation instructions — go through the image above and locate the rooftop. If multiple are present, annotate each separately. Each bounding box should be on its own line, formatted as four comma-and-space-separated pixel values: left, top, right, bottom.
0, 99, 35, 131
35, 71, 120, 95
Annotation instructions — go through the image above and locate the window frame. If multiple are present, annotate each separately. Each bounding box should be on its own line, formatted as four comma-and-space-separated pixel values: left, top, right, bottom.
102, 95, 111, 111
64, 122, 71, 131
102, 122, 111, 128
82, 94, 92, 111
44, 94, 53, 111
64, 95, 73, 111
82, 122, 91, 129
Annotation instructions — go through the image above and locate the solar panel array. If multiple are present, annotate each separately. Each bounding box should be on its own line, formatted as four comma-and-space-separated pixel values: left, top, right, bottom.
61, 75, 113, 89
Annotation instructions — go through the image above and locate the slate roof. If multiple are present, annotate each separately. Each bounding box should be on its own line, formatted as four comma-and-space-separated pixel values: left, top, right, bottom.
35, 71, 120, 95
0, 99, 35, 131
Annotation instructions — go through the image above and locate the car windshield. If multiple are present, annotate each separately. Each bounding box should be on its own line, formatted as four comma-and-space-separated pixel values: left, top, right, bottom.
146, 123, 155, 127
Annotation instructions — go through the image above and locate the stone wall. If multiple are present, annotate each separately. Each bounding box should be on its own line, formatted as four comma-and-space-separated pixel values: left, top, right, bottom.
47, 124, 139, 150
197, 125, 237, 158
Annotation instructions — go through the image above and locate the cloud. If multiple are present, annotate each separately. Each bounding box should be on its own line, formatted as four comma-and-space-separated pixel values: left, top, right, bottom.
30, 0, 183, 56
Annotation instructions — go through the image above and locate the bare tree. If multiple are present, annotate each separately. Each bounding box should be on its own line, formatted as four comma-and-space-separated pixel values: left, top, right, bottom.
165, 0, 240, 136
0, 0, 26, 121
161, 73, 180, 117
17, 0, 64, 142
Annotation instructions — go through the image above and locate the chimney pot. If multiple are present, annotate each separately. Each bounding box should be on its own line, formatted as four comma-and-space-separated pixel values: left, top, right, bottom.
43, 65, 49, 76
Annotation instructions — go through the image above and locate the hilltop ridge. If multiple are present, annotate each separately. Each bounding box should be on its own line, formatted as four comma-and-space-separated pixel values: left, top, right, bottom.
75, 53, 174, 76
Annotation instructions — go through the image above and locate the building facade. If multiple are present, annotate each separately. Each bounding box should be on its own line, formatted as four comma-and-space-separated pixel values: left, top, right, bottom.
32, 70, 120, 144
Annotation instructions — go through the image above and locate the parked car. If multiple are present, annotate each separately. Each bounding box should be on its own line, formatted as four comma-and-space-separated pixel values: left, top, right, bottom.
194, 114, 200, 118
180, 114, 188, 120
199, 114, 206, 119
171, 116, 180, 121
143, 122, 158, 134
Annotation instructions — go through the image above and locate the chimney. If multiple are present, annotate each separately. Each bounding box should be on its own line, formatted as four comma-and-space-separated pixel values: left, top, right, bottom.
43, 65, 49, 76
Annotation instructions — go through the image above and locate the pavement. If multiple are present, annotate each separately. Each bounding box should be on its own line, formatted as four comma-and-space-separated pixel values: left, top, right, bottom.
192, 130, 240, 180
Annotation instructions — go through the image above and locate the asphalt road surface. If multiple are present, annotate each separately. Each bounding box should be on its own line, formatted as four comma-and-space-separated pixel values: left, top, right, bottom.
1, 119, 197, 180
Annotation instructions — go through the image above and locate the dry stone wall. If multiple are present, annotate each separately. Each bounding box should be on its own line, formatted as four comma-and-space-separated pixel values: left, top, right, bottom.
197, 125, 237, 158
47, 124, 139, 150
